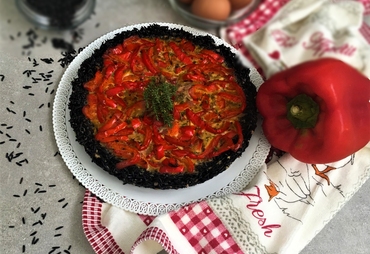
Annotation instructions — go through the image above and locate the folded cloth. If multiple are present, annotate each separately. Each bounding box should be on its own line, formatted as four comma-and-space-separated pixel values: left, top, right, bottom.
226, 0, 370, 78
82, 1, 370, 253
83, 143, 370, 254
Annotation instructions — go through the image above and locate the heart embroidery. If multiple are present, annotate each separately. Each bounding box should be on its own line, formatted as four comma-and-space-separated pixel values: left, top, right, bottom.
268, 50, 280, 60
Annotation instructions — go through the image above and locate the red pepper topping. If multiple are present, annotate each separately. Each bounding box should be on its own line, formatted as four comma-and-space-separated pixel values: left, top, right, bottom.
82, 35, 247, 174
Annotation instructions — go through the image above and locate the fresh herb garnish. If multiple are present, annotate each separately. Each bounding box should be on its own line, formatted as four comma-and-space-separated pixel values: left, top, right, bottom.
144, 78, 177, 126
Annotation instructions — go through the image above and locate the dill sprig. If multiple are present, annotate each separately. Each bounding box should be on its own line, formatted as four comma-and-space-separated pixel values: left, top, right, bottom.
144, 78, 177, 126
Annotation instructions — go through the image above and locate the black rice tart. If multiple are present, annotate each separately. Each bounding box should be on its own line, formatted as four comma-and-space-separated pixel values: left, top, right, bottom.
68, 24, 257, 189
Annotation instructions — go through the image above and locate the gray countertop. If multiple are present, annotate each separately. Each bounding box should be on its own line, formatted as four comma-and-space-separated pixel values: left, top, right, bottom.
1, 1, 369, 253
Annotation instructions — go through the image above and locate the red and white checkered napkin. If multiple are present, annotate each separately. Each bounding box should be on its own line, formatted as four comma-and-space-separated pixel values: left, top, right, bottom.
82, 1, 370, 253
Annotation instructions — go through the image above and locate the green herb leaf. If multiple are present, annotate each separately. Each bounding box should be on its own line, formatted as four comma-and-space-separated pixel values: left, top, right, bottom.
144, 78, 177, 126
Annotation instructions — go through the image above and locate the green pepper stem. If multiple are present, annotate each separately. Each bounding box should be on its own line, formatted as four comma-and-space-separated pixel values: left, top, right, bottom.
286, 94, 319, 129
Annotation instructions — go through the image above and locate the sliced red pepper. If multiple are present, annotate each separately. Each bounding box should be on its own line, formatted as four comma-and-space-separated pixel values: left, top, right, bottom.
186, 109, 229, 134
137, 125, 152, 151
131, 118, 142, 129
104, 64, 116, 78
159, 165, 185, 174
95, 122, 128, 140
180, 126, 196, 140
159, 158, 185, 174
154, 144, 165, 160
168, 41, 193, 65
84, 71, 103, 92
116, 149, 140, 170
105, 86, 126, 97
111, 43, 123, 54
189, 135, 222, 159
171, 149, 189, 157
98, 111, 123, 132
164, 135, 191, 148
141, 47, 157, 74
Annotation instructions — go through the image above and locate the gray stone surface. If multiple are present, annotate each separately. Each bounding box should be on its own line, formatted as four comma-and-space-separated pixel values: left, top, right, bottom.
1, 0, 369, 253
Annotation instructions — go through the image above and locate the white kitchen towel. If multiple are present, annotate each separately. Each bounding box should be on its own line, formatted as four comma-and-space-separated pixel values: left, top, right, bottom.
241, 0, 370, 78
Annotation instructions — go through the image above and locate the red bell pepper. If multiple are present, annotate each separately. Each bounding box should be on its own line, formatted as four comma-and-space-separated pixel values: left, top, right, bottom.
257, 58, 370, 164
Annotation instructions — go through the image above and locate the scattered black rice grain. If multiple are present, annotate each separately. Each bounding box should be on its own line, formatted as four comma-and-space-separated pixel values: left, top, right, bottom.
6, 107, 16, 114
23, 111, 26, 117
17, 142, 21, 148
57, 198, 65, 202
50, 89, 55, 94
49, 246, 60, 254
45, 87, 49, 93
23, 189, 28, 196
32, 58, 39, 67
40, 58, 54, 64
13, 194, 20, 198
35, 183, 42, 186
64, 250, 71, 254
22, 245, 25, 253
23, 69, 35, 77
34, 188, 40, 193
25, 129, 30, 134
32, 220, 43, 226
22, 217, 26, 224
9, 225, 15, 228
48, 102, 51, 108
62, 203, 68, 208
38, 190, 47, 193
10, 100, 14, 104
53, 151, 60, 156
55, 226, 64, 230
9, 138, 17, 142
54, 234, 62, 237
31, 77, 41, 83
23, 85, 32, 89
0, 74, 4, 81
31, 236, 39, 245
47, 81, 53, 85
39, 125, 43, 131
25, 118, 31, 122
41, 213, 47, 219
0, 141, 5, 145
28, 93, 35, 96
31, 207, 40, 213
19, 177, 23, 184
38, 103, 44, 108
49, 184, 56, 187
6, 126, 13, 129
30, 231, 37, 236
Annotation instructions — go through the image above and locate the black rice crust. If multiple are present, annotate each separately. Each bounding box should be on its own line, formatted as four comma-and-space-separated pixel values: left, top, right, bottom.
68, 24, 257, 189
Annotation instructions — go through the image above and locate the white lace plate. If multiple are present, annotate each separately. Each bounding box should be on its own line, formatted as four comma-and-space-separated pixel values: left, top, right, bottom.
52, 22, 270, 216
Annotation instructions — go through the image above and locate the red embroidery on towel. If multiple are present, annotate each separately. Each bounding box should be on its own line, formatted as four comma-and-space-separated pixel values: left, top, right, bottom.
303, 31, 357, 57
271, 30, 298, 47
236, 186, 281, 238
